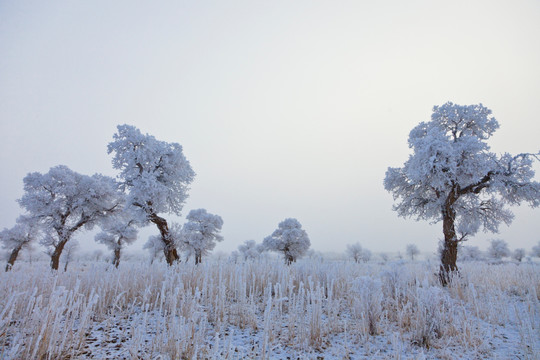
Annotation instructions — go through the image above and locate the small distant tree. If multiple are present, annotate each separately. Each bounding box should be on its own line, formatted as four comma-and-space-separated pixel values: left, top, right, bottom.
531, 241, 540, 258
144, 235, 164, 264
406, 244, 420, 261
18, 165, 121, 270
108, 125, 195, 265
62, 240, 79, 272
263, 218, 310, 265
238, 240, 263, 261
384, 102, 540, 284
459, 245, 483, 261
487, 239, 510, 260
229, 251, 241, 263
95, 213, 138, 268
512, 248, 526, 262
360, 248, 372, 263
346, 242, 363, 263
92, 249, 104, 262
182, 209, 224, 265
1, 216, 40, 271
379, 253, 389, 263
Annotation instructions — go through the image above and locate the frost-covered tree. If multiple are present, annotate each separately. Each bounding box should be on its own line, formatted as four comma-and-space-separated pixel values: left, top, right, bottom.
182, 209, 223, 264
1, 216, 40, 271
108, 125, 195, 265
360, 248, 372, 263
62, 240, 79, 272
459, 245, 483, 261
384, 103, 540, 284
143, 235, 164, 264
92, 249, 104, 262
19, 165, 121, 270
263, 218, 310, 265
238, 240, 263, 261
406, 244, 420, 261
512, 248, 526, 262
346, 242, 363, 263
95, 212, 138, 268
229, 250, 241, 263
487, 239, 510, 260
531, 242, 540, 258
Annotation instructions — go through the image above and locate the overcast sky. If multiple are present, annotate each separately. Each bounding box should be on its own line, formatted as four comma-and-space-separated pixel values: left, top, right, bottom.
1, 0, 539, 256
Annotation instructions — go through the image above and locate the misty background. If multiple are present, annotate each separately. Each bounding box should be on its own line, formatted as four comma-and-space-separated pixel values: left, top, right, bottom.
1, 0, 539, 256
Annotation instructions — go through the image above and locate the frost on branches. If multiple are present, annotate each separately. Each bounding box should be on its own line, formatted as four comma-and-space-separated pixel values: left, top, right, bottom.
384, 102, 540, 285
108, 125, 195, 265
1, 216, 40, 271
487, 239, 510, 260
181, 209, 223, 265
238, 240, 264, 261
263, 218, 310, 264
18, 165, 121, 270
95, 212, 138, 268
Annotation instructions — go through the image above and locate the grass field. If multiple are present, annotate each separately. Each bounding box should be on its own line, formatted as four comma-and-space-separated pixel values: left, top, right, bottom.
0, 259, 538, 359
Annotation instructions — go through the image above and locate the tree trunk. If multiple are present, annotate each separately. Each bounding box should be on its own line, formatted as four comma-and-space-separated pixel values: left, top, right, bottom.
5, 246, 22, 272
149, 213, 179, 265
50, 239, 68, 271
195, 251, 202, 265
439, 206, 459, 286
285, 254, 294, 265
113, 248, 121, 268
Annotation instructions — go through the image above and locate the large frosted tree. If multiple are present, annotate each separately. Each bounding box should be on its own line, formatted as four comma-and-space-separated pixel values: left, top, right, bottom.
108, 125, 195, 265
181, 209, 223, 265
384, 102, 540, 284
263, 218, 310, 264
19, 165, 121, 270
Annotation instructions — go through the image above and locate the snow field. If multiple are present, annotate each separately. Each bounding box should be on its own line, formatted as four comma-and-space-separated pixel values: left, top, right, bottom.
0, 260, 538, 359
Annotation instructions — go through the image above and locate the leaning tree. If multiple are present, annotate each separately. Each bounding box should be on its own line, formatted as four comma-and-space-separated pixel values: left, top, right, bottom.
384, 102, 540, 285
19, 165, 121, 270
108, 125, 195, 265
1, 216, 40, 271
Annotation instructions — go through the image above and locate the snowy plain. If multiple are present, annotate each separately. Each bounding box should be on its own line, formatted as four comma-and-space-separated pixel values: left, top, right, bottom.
0, 258, 538, 360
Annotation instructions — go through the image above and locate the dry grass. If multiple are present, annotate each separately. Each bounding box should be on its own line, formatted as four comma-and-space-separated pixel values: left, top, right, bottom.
0, 259, 538, 359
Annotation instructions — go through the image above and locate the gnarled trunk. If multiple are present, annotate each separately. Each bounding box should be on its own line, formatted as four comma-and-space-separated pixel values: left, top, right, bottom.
5, 245, 22, 271
149, 213, 179, 265
439, 201, 459, 286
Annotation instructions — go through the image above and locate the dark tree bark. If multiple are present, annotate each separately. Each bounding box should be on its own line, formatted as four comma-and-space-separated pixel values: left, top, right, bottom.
195, 251, 202, 265
5, 245, 22, 272
439, 192, 459, 286
285, 253, 294, 265
113, 247, 121, 268
149, 213, 179, 265
50, 239, 68, 271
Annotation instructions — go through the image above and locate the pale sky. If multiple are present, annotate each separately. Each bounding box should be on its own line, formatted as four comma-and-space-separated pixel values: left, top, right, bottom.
1, 0, 539, 256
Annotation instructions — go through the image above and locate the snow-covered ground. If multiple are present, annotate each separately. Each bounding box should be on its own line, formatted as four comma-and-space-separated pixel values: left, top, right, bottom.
0, 259, 538, 359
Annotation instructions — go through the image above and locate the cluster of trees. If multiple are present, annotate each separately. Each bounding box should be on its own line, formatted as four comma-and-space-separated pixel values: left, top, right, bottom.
2, 103, 539, 279
457, 239, 540, 263
229, 218, 312, 265
0, 125, 223, 270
